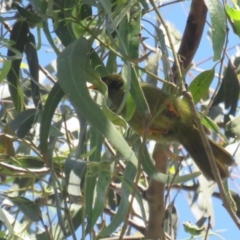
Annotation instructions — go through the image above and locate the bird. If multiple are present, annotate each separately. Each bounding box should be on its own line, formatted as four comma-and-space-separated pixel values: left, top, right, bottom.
100, 74, 234, 181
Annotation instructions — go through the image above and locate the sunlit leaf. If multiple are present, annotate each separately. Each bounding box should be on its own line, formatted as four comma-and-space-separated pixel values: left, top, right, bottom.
57, 37, 139, 168
188, 68, 215, 104
204, 0, 226, 61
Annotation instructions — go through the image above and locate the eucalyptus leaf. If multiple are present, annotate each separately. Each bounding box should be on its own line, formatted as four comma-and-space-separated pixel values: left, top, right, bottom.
204, 0, 226, 61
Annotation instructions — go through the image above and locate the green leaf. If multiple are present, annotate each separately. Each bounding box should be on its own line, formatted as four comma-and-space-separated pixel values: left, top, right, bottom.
42, 21, 60, 55
212, 56, 240, 117
118, 2, 151, 119
7, 20, 29, 112
29, 0, 48, 17
120, 175, 147, 224
57, 37, 139, 168
226, 5, 240, 37
71, 3, 93, 39
91, 169, 111, 228
89, 48, 109, 77
142, 18, 170, 87
202, 115, 228, 143
204, 0, 226, 61
65, 157, 87, 203
99, 162, 137, 236
39, 82, 64, 154
85, 128, 103, 232
25, 33, 41, 109
15, 4, 43, 24
146, 53, 160, 86
53, 0, 76, 47
10, 108, 37, 139
164, 203, 178, 239
188, 68, 215, 104
0, 207, 13, 236
0, 60, 11, 82
183, 222, 205, 236
8, 196, 42, 222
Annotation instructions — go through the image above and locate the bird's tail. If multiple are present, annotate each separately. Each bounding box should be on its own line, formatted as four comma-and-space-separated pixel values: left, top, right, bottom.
181, 127, 233, 181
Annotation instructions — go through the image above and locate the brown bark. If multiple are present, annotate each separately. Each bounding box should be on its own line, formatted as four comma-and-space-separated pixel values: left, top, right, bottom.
145, 144, 168, 240
172, 0, 207, 82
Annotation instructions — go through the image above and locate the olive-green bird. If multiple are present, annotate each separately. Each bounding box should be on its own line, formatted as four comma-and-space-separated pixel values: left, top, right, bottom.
101, 74, 234, 181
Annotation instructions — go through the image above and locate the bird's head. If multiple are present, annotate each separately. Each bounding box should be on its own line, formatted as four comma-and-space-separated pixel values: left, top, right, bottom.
101, 74, 125, 96
101, 74, 127, 109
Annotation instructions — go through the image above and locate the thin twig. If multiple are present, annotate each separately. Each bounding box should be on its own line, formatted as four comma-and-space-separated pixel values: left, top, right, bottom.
204, 216, 211, 240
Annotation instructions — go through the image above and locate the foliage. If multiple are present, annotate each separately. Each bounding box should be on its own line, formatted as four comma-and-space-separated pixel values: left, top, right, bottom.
0, 0, 240, 239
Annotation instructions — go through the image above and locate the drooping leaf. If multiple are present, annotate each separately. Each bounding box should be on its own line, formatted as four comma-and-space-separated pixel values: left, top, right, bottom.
7, 20, 29, 112
39, 82, 64, 154
211, 56, 240, 126
29, 0, 48, 17
90, 167, 111, 229
53, 0, 76, 47
202, 115, 228, 143
10, 108, 37, 139
118, 2, 151, 120
0, 60, 11, 82
204, 0, 226, 61
71, 3, 93, 39
15, 4, 43, 25
25, 32, 42, 109
57, 37, 139, 168
65, 157, 87, 203
146, 52, 160, 86
85, 128, 103, 232
163, 203, 178, 239
7, 196, 42, 222
99, 162, 137, 236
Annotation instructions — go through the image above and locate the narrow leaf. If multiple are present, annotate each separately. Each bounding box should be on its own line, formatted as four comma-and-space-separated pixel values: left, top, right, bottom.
225, 5, 240, 37
8, 196, 41, 222
25, 32, 42, 109
85, 128, 103, 231
57, 37, 139, 168
0, 60, 11, 82
10, 108, 37, 138
99, 162, 137, 236
188, 69, 215, 104
39, 82, 64, 154
204, 0, 226, 61
15, 4, 43, 24
7, 20, 29, 112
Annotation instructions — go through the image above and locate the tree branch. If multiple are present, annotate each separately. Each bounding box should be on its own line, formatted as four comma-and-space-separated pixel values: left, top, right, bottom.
145, 143, 168, 239
171, 0, 207, 82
